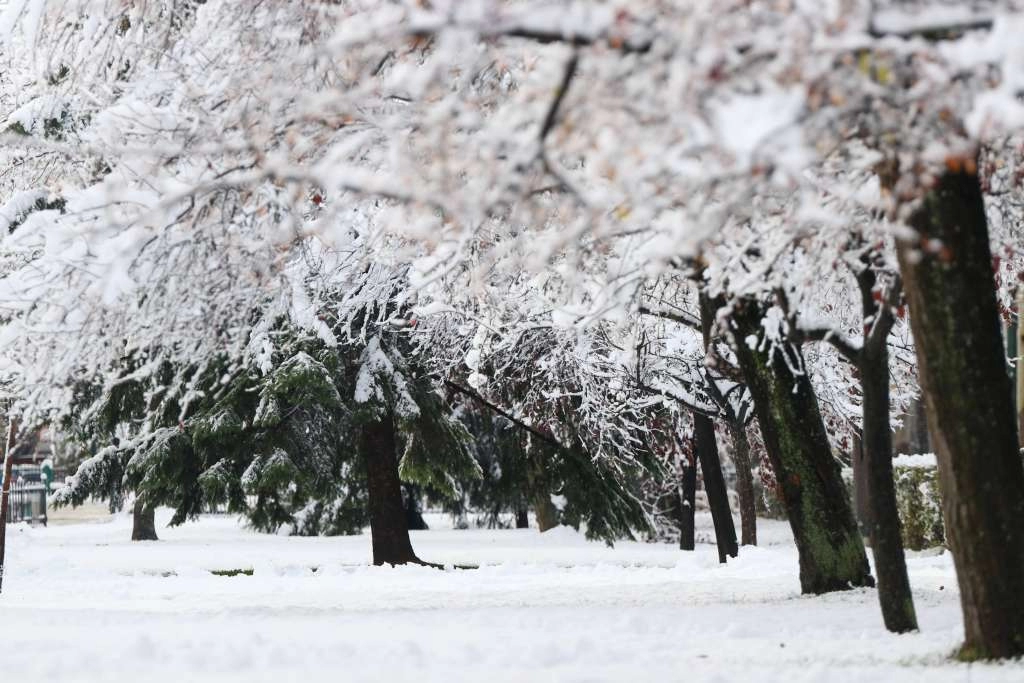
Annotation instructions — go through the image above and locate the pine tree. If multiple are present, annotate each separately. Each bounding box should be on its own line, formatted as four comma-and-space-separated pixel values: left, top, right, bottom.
54, 318, 482, 563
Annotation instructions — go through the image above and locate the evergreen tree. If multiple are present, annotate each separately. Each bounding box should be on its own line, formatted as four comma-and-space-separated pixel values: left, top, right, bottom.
55, 314, 481, 563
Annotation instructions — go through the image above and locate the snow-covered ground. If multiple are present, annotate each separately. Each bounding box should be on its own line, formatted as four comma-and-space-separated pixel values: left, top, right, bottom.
2, 511, 1021, 682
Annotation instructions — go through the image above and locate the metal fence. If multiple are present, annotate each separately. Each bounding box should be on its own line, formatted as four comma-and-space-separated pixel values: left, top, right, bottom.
3, 481, 48, 526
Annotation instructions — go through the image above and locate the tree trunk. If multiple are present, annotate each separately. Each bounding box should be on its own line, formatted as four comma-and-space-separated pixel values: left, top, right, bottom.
679, 451, 696, 550
363, 415, 421, 566
861, 343, 918, 633
905, 397, 930, 454
729, 422, 757, 546
0, 419, 18, 594
694, 291, 738, 558
131, 499, 159, 541
897, 161, 1024, 659
1017, 288, 1024, 448
403, 484, 429, 531
515, 508, 529, 529
526, 457, 560, 532
694, 412, 738, 563
533, 493, 560, 532
731, 300, 873, 594
851, 432, 873, 537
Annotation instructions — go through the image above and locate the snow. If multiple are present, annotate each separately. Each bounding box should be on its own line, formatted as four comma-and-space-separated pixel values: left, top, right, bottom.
0, 189, 47, 233
894, 453, 938, 469
712, 87, 806, 169
354, 336, 419, 419
2, 510, 1021, 682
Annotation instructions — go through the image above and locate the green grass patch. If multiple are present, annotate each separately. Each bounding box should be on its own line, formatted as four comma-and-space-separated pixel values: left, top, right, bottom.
209, 568, 254, 577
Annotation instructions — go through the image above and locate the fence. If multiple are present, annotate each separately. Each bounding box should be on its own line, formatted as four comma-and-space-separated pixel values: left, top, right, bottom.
3, 481, 48, 526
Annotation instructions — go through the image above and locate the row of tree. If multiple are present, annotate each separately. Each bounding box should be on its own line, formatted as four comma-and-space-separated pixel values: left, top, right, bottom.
2, 0, 1024, 660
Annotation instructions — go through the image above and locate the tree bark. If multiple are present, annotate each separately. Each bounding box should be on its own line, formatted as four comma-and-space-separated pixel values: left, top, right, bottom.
861, 342, 918, 632
363, 414, 421, 565
906, 396, 930, 454
131, 499, 159, 541
0, 419, 18, 594
694, 291, 739, 558
851, 433, 873, 537
526, 457, 560, 532
731, 300, 873, 594
843, 255, 919, 633
515, 508, 529, 529
1017, 288, 1024, 448
679, 451, 696, 550
729, 422, 757, 546
694, 413, 738, 562
403, 484, 429, 531
533, 493, 560, 532
897, 161, 1024, 659
797, 251, 916, 631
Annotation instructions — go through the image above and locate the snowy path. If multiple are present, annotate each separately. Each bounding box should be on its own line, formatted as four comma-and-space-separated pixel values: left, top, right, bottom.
1, 511, 1021, 682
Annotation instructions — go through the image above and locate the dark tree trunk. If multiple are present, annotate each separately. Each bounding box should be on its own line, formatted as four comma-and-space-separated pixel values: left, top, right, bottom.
798, 247, 916, 630
679, 451, 696, 550
908, 397, 930, 454
731, 300, 873, 594
515, 508, 529, 529
841, 252, 919, 634
694, 291, 738, 558
861, 343, 918, 633
533, 493, 560, 532
403, 484, 429, 531
851, 432, 873, 537
694, 413, 738, 563
363, 415, 421, 566
527, 458, 560, 532
131, 499, 158, 541
897, 161, 1024, 659
0, 419, 18, 594
657, 487, 680, 539
729, 422, 757, 546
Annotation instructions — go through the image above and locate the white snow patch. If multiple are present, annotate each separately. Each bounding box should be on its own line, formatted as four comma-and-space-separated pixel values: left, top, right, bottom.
0, 510, 1013, 682
893, 453, 938, 469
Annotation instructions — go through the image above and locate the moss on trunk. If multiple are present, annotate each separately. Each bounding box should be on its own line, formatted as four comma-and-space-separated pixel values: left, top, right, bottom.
731, 300, 873, 594
897, 161, 1024, 658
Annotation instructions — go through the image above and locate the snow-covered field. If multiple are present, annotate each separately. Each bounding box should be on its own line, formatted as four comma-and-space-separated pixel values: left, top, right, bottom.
2, 511, 1022, 682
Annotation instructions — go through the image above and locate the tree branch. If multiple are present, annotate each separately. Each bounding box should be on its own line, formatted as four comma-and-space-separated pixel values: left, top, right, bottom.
865, 272, 902, 352
484, 25, 652, 54
539, 51, 580, 144
638, 305, 702, 331
634, 380, 720, 420
799, 326, 863, 365
444, 380, 562, 449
